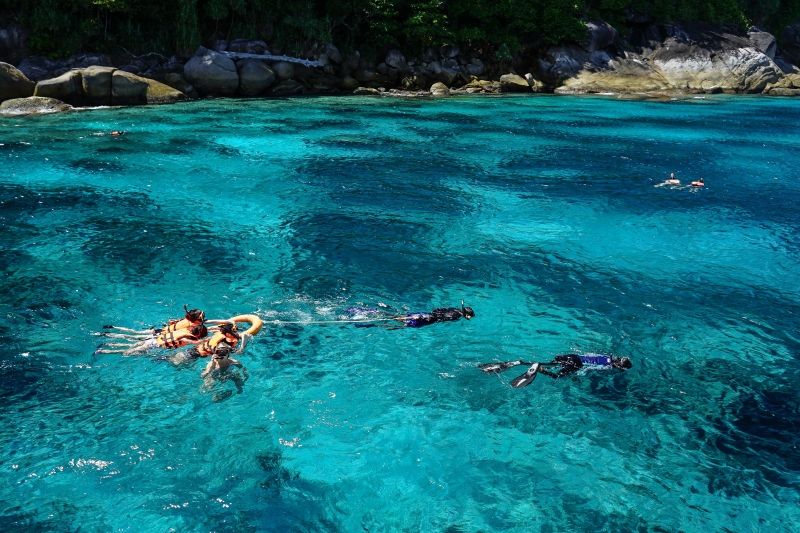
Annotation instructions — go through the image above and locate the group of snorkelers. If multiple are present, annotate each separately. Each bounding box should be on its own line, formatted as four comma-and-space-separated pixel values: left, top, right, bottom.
95, 301, 632, 393
656, 172, 704, 188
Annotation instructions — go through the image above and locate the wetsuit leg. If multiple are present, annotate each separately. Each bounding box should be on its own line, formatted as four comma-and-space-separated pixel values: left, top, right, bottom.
539, 355, 583, 379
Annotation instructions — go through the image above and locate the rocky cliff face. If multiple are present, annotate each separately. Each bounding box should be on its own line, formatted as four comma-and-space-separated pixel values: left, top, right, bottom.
553, 22, 787, 95
3, 19, 800, 107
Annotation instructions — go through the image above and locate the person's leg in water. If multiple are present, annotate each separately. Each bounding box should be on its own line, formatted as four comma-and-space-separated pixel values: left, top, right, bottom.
95, 338, 155, 355
537, 355, 583, 379
103, 326, 156, 334
101, 332, 153, 341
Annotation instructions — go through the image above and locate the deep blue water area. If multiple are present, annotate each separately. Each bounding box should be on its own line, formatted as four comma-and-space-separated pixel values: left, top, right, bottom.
1, 94, 799, 532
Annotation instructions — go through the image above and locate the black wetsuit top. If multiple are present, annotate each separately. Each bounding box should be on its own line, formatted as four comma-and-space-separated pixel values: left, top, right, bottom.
405, 307, 464, 327
540, 354, 583, 379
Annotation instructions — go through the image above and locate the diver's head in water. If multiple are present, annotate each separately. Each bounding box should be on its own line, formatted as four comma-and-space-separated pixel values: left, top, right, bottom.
461, 300, 475, 320
191, 324, 208, 338
219, 323, 240, 342
184, 305, 205, 323
612, 357, 632, 370
213, 344, 232, 360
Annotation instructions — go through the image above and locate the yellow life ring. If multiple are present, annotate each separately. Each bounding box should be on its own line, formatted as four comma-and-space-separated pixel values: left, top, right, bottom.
227, 314, 263, 336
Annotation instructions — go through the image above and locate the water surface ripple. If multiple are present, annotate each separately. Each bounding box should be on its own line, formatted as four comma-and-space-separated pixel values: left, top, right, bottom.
1, 95, 799, 532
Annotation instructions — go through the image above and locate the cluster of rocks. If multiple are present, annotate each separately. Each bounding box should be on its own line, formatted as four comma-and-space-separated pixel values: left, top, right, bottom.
545, 20, 800, 96
0, 62, 186, 115
3, 18, 800, 115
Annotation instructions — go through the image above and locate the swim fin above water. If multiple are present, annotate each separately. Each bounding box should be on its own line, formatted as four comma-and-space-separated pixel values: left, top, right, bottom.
478, 360, 532, 374
510, 363, 540, 388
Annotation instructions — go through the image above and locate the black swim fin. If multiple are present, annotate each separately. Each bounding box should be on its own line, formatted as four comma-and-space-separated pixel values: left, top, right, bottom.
479, 360, 531, 374
510, 363, 540, 388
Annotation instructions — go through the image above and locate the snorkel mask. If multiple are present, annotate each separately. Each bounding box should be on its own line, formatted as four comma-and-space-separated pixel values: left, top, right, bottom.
461, 300, 475, 320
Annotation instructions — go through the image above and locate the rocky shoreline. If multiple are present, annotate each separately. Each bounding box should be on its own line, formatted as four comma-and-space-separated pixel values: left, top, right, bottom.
3, 19, 800, 116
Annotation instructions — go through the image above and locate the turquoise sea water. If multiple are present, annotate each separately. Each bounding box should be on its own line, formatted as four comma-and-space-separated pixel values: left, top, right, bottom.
2, 94, 799, 532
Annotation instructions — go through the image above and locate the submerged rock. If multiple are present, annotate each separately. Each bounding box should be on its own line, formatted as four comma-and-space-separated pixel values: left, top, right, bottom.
184, 47, 239, 96
0, 62, 35, 102
0, 96, 70, 115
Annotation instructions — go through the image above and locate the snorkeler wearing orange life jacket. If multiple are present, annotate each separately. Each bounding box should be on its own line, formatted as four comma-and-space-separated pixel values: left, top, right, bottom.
101, 305, 206, 339
95, 324, 208, 355
186, 323, 240, 359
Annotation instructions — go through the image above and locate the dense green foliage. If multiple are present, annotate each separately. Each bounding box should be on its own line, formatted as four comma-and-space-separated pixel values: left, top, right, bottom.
1, 0, 798, 59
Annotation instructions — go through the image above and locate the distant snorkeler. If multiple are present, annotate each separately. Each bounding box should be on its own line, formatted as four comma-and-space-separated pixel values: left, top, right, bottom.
655, 172, 681, 187
480, 353, 632, 388
95, 324, 208, 356
690, 177, 705, 187
351, 300, 475, 329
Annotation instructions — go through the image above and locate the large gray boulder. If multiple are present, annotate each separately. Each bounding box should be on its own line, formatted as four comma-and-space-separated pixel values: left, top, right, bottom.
184, 47, 239, 96
584, 21, 618, 52
34, 70, 82, 104
500, 73, 530, 92
440, 44, 460, 59
17, 56, 59, 82
652, 26, 780, 93
144, 77, 188, 104
0, 24, 31, 65
227, 39, 269, 54
337, 75, 360, 91
385, 49, 407, 70
540, 44, 668, 93
81, 66, 115, 105
111, 70, 149, 105
781, 24, 800, 66
321, 43, 343, 64
271, 61, 295, 81
748, 31, 777, 60
436, 68, 458, 86
0, 96, 70, 116
163, 73, 198, 99
112, 70, 187, 105
0, 62, 35, 102
237, 59, 275, 96
430, 82, 449, 96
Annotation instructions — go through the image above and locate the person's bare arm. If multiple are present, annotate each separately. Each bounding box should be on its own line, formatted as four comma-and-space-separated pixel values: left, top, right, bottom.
200, 359, 214, 378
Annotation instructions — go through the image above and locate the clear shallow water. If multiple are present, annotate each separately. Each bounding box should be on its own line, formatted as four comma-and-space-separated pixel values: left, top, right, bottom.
1, 94, 799, 532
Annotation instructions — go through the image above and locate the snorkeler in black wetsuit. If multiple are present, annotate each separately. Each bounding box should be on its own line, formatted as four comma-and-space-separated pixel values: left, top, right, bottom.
352, 301, 475, 328
479, 354, 632, 388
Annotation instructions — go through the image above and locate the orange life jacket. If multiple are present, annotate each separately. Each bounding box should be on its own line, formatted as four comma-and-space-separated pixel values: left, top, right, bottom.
196, 332, 238, 356
163, 318, 202, 333
156, 329, 199, 349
